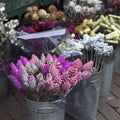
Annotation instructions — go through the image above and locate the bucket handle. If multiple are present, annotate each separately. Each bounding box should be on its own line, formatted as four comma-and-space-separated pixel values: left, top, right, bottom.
37, 107, 54, 114
38, 107, 55, 120
89, 78, 100, 84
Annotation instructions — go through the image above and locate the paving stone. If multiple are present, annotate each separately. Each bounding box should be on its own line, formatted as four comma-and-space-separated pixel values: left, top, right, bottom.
110, 83, 120, 98
99, 93, 116, 104
2, 91, 21, 111
21, 116, 29, 120
113, 117, 120, 120
10, 87, 26, 107
0, 111, 11, 120
97, 113, 106, 120
115, 64, 120, 75
98, 102, 120, 120
8, 108, 28, 120
107, 99, 120, 109
112, 73, 120, 87
116, 108, 120, 114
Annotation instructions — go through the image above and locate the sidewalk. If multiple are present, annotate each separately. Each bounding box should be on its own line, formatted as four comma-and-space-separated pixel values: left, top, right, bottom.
97, 70, 120, 120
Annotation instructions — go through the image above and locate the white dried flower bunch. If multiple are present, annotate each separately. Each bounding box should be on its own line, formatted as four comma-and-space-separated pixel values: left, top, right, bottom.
0, 3, 19, 46
64, 0, 103, 18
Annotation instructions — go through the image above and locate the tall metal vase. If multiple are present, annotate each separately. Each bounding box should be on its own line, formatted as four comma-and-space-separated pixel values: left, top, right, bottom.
114, 45, 120, 72
100, 56, 114, 96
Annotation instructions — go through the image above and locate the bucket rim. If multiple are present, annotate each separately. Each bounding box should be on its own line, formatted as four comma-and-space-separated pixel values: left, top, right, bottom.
25, 96, 62, 104
91, 68, 104, 76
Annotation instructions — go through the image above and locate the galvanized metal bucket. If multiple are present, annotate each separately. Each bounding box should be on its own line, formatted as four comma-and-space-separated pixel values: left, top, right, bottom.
0, 70, 9, 98
25, 98, 65, 120
66, 69, 103, 120
114, 45, 120, 72
100, 56, 114, 96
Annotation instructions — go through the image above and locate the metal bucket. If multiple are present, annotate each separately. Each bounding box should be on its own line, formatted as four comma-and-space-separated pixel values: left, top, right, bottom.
66, 69, 103, 120
0, 70, 9, 98
114, 45, 120, 72
100, 56, 114, 96
25, 98, 65, 120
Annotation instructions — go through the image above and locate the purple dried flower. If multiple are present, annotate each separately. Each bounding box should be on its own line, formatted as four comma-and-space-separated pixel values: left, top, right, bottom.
9, 74, 22, 90
10, 63, 18, 75
41, 64, 49, 75
72, 58, 83, 70
60, 61, 72, 74
27, 26, 36, 33
45, 21, 55, 30
21, 26, 36, 34
21, 26, 28, 32
16, 60, 24, 69
69, 76, 78, 86
30, 54, 39, 64
32, 21, 40, 32
74, 33, 80, 39
39, 22, 46, 31
61, 72, 70, 82
67, 25, 75, 34
46, 54, 53, 64
60, 62, 72, 74
61, 81, 71, 92
52, 55, 58, 60
58, 55, 66, 66
60, 68, 65, 74
16, 69, 23, 81
20, 56, 29, 66
53, 76, 62, 85
102, 0, 119, 13
64, 62, 72, 70
81, 70, 91, 80
43, 79, 54, 91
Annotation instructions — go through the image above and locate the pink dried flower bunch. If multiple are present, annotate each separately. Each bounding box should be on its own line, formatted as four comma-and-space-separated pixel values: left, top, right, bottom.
8, 53, 93, 102
21, 21, 55, 33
